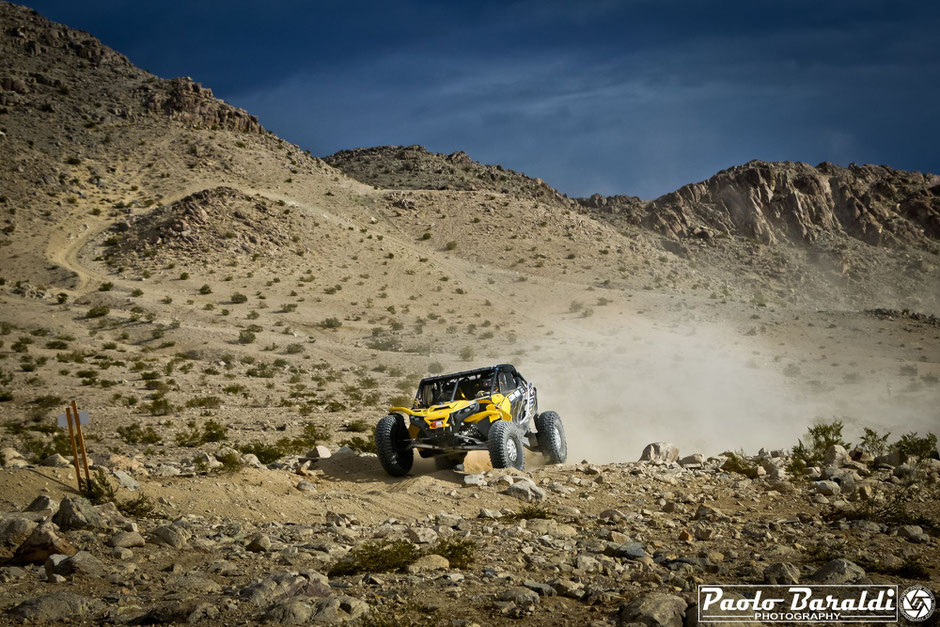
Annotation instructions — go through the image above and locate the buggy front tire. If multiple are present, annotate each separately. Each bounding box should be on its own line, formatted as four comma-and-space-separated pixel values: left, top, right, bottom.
488, 421, 526, 471
535, 410, 567, 464
376, 414, 414, 477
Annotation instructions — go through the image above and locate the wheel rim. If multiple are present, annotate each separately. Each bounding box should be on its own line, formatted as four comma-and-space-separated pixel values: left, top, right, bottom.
552, 425, 561, 446
506, 438, 518, 462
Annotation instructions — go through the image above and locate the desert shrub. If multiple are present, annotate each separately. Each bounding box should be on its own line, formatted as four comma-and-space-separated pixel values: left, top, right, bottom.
98, 282, 113, 292
0, 390, 12, 402
340, 435, 377, 454
30, 395, 63, 410
344, 419, 370, 433
214, 451, 243, 473
231, 292, 248, 304
185, 396, 221, 409
86, 305, 110, 318
789, 419, 847, 475
237, 441, 283, 464
444, 241, 457, 251
504, 504, 553, 521
20, 431, 71, 462
238, 330, 256, 344
84, 467, 118, 505
199, 284, 212, 295
721, 450, 759, 478
118, 494, 156, 518
329, 540, 421, 576
175, 419, 227, 447
131, 288, 144, 297
145, 397, 174, 416
458, 346, 474, 361
860, 427, 891, 456
116, 424, 161, 445
431, 537, 475, 569
891, 432, 938, 460
320, 317, 342, 329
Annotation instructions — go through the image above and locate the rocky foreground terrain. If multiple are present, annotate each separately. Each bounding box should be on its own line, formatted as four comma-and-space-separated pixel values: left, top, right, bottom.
0, 438, 937, 625
0, 2, 938, 624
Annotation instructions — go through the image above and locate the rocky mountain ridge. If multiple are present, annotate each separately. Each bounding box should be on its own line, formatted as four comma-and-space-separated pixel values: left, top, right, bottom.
327, 146, 939, 250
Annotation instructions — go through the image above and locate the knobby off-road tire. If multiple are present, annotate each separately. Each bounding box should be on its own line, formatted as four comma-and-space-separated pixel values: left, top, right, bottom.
376, 414, 414, 477
535, 410, 567, 464
488, 421, 526, 471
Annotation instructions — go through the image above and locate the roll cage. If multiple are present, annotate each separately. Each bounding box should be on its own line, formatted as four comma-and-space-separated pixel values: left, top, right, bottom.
414, 364, 526, 408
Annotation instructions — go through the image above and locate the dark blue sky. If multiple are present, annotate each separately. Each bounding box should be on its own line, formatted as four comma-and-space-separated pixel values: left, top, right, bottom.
23, 0, 940, 199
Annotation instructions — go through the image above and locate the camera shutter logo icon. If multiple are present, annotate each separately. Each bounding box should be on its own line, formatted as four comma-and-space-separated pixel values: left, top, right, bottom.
900, 585, 936, 622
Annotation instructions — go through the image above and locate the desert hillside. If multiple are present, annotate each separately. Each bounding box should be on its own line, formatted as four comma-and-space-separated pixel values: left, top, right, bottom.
0, 2, 937, 625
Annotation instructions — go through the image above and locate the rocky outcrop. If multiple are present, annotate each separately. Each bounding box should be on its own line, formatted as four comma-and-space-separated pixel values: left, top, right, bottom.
622, 161, 939, 248
141, 77, 263, 133
325, 145, 572, 205
107, 187, 300, 262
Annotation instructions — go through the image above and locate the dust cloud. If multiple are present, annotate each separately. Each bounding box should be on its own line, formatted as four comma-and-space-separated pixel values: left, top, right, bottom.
522, 314, 937, 464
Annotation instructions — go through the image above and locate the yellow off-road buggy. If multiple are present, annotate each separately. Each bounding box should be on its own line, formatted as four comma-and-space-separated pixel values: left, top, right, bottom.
375, 364, 567, 476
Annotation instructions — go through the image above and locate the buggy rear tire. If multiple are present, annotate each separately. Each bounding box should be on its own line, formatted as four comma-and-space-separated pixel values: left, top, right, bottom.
488, 421, 526, 471
376, 414, 414, 477
535, 411, 567, 464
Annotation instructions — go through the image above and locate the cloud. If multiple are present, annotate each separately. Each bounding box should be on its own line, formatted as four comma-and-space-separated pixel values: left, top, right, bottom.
29, 0, 940, 197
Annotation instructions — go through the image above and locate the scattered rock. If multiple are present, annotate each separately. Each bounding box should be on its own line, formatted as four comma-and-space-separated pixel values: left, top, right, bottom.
308, 595, 369, 623
814, 480, 841, 496
764, 561, 800, 584
247, 533, 272, 552
407, 554, 449, 573
307, 445, 332, 460
108, 531, 145, 548
148, 524, 189, 549
112, 469, 139, 490
24, 495, 59, 514
41, 453, 71, 468
499, 586, 540, 609
897, 525, 929, 543
407, 527, 438, 544
501, 478, 547, 502
44, 550, 105, 578
809, 559, 866, 584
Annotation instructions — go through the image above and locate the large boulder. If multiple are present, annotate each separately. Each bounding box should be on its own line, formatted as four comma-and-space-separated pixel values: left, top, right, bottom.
823, 445, 848, 466
619, 592, 687, 627
0, 515, 37, 548
11, 521, 77, 565
52, 496, 103, 530
44, 551, 105, 578
8, 592, 101, 623
148, 524, 189, 549
640, 442, 680, 464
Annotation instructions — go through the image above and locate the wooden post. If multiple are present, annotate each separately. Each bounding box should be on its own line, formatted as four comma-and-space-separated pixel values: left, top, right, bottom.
65, 407, 83, 492
71, 400, 92, 489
